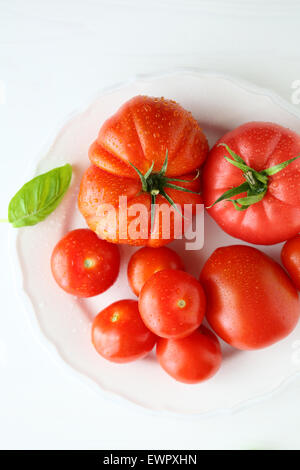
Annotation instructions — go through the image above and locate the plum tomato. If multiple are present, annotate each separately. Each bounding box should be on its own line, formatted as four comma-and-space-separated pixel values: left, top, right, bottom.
138, 269, 206, 339
51, 228, 120, 297
200, 245, 300, 350
127, 246, 184, 296
281, 236, 300, 290
91, 299, 157, 363
156, 325, 222, 384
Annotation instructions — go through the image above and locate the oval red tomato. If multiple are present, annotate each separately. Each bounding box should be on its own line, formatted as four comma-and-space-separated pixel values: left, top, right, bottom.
200, 245, 300, 350
139, 269, 206, 339
281, 236, 300, 290
127, 246, 184, 296
156, 325, 222, 384
78, 95, 208, 247
91, 299, 156, 363
51, 228, 120, 297
203, 122, 300, 245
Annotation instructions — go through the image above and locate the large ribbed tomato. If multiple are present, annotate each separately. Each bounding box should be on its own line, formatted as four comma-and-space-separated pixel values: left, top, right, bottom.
78, 96, 208, 247
203, 122, 300, 245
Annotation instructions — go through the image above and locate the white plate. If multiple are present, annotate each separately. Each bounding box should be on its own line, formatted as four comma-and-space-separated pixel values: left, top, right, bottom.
13, 70, 300, 416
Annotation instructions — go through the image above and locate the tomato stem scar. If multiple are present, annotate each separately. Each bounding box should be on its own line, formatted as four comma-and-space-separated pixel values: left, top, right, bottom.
84, 258, 94, 268
177, 299, 186, 308
111, 313, 120, 322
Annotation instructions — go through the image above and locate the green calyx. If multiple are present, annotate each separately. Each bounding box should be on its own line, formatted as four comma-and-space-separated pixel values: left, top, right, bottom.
129, 150, 200, 230
208, 143, 300, 211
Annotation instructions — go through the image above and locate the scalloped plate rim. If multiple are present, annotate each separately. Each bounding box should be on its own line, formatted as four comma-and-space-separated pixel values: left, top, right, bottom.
10, 68, 300, 419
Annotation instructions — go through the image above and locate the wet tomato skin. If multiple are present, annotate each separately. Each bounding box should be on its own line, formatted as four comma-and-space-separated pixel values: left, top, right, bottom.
51, 228, 120, 297
138, 269, 206, 339
200, 245, 300, 350
78, 95, 208, 247
281, 236, 300, 290
203, 122, 300, 245
127, 246, 184, 296
91, 299, 157, 363
156, 326, 222, 384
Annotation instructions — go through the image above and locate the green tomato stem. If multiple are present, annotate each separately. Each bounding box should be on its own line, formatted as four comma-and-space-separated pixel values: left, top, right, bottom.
209, 144, 300, 211
128, 149, 199, 229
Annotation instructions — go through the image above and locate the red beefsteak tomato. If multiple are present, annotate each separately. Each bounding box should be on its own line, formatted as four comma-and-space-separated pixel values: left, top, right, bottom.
78, 96, 208, 247
203, 122, 300, 245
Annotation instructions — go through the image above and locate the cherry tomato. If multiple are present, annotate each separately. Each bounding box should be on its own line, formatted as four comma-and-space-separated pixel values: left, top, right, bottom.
91, 299, 156, 363
156, 326, 222, 384
51, 228, 120, 297
78, 95, 208, 247
139, 269, 206, 339
281, 236, 300, 290
200, 245, 300, 350
203, 122, 300, 245
127, 246, 184, 296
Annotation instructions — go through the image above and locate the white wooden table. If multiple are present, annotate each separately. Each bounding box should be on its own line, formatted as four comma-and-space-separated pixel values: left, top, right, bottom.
1, 0, 300, 450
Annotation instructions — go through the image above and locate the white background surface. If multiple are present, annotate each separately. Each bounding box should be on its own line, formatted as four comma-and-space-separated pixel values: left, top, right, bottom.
1, 0, 300, 450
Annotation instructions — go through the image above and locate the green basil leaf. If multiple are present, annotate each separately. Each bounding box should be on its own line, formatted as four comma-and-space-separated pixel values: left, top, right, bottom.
8, 163, 72, 227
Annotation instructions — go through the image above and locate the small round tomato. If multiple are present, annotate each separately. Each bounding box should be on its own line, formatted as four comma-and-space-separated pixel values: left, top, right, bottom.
91, 299, 156, 363
51, 228, 120, 297
138, 269, 206, 339
281, 236, 300, 290
127, 246, 184, 296
200, 245, 300, 350
156, 326, 222, 384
